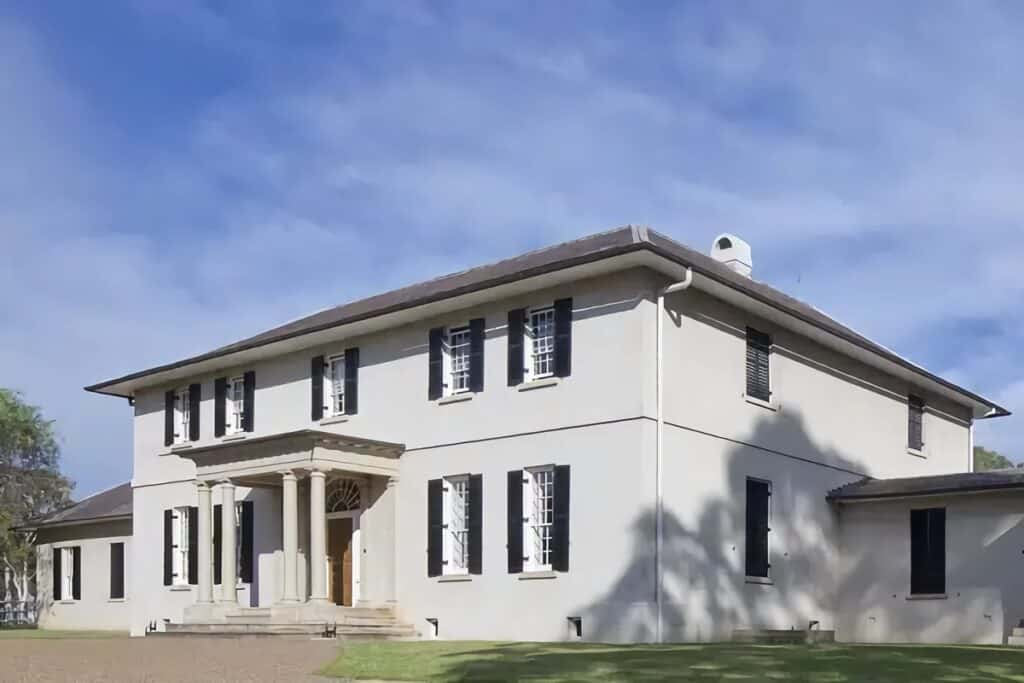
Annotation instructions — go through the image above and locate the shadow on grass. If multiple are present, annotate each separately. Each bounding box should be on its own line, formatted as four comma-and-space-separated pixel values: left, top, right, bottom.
323, 641, 1024, 682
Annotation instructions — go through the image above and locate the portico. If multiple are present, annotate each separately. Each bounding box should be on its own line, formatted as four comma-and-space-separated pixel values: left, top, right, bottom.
179, 429, 403, 624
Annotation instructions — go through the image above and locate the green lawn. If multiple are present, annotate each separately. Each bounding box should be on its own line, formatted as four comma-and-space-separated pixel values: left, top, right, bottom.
320, 641, 1024, 682
0, 628, 127, 639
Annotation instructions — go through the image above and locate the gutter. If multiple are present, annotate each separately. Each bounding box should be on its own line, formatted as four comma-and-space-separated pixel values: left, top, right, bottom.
655, 267, 692, 644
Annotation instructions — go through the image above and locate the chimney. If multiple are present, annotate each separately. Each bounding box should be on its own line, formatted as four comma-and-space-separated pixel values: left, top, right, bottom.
710, 234, 752, 278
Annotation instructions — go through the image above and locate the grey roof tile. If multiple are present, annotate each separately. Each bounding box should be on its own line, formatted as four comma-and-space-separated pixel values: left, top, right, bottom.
24, 482, 132, 528
828, 470, 1024, 501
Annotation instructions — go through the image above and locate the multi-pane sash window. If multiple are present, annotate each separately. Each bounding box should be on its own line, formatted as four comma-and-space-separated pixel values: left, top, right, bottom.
228, 377, 245, 434
449, 327, 471, 393
745, 328, 772, 402
61, 547, 76, 600
175, 388, 190, 444
524, 466, 555, 570
328, 354, 346, 415
527, 308, 555, 380
172, 506, 190, 585
443, 476, 469, 574
908, 395, 925, 451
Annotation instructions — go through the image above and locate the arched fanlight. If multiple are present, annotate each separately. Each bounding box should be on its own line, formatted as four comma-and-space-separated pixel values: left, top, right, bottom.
326, 478, 361, 512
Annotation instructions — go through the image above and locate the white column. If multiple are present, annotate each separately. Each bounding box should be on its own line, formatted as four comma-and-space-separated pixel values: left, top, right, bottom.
281, 470, 299, 603
196, 481, 214, 604
309, 470, 328, 603
219, 480, 237, 604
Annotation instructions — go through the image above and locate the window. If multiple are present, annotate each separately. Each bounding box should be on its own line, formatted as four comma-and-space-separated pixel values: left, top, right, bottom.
443, 476, 470, 574
172, 506, 190, 586
745, 478, 771, 579
110, 542, 125, 600
523, 466, 555, 571
526, 308, 555, 381
175, 387, 190, 444
908, 395, 925, 451
227, 377, 245, 434
910, 508, 945, 595
61, 547, 77, 600
448, 327, 472, 394
745, 328, 771, 402
327, 354, 346, 415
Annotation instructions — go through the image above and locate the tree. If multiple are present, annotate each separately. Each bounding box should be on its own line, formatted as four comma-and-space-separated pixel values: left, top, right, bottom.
0, 389, 72, 604
973, 445, 1015, 472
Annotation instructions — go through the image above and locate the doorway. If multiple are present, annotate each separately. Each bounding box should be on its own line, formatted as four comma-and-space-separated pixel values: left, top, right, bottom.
327, 514, 358, 606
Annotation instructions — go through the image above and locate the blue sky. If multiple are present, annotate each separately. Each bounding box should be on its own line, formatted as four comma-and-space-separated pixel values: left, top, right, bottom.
2, 1, 1022, 497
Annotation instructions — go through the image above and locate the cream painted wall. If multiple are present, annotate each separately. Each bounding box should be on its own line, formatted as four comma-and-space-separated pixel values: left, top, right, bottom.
35, 520, 132, 631
837, 492, 1024, 645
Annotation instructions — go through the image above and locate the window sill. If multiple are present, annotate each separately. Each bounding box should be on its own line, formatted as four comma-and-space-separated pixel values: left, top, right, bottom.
745, 576, 773, 586
221, 434, 247, 442
907, 593, 947, 601
108, 598, 126, 603
518, 571, 557, 581
169, 444, 193, 453
744, 395, 778, 412
437, 574, 473, 583
518, 377, 559, 392
58, 600, 78, 605
168, 585, 193, 592
437, 393, 473, 405
907, 447, 925, 458
319, 415, 350, 426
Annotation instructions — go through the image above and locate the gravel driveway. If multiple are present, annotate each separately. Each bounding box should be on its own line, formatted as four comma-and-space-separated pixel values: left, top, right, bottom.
0, 636, 343, 682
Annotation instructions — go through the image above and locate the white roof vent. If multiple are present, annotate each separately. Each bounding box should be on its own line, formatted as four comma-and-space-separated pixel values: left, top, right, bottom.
710, 233, 752, 278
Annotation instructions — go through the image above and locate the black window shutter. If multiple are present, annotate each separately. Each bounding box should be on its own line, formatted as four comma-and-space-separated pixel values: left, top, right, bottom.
240, 500, 254, 583
908, 395, 924, 450
552, 465, 571, 572
911, 508, 945, 594
242, 370, 255, 432
553, 298, 573, 378
188, 383, 201, 442
469, 319, 485, 393
164, 390, 175, 447
507, 470, 524, 574
71, 546, 81, 600
214, 377, 227, 437
427, 479, 443, 577
428, 328, 444, 400
163, 509, 173, 586
52, 547, 62, 600
187, 506, 198, 585
311, 356, 324, 421
110, 542, 125, 600
745, 479, 770, 578
468, 474, 483, 575
745, 328, 771, 401
507, 309, 525, 386
213, 504, 222, 585
344, 348, 360, 415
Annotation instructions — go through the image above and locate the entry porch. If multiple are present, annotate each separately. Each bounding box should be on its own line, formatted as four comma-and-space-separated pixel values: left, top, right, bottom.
177, 429, 405, 628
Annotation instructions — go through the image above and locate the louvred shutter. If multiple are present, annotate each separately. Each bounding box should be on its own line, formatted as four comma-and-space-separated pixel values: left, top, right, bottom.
552, 465, 571, 572
311, 356, 324, 421
214, 377, 227, 437
553, 298, 573, 378
468, 474, 483, 575
428, 328, 444, 400
427, 479, 443, 577
242, 371, 255, 432
344, 348, 360, 415
469, 319, 485, 393
507, 309, 525, 386
507, 470, 523, 574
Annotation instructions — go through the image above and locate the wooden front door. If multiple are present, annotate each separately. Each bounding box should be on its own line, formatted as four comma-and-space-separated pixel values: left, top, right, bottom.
327, 517, 353, 606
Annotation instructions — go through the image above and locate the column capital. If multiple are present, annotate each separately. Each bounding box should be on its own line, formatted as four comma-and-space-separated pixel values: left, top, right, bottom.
278, 469, 298, 481
309, 469, 327, 480
195, 480, 213, 492
217, 478, 236, 488
386, 475, 399, 488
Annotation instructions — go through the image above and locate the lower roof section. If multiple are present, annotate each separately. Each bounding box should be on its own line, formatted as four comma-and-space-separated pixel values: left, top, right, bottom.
828, 469, 1024, 503
19, 481, 133, 531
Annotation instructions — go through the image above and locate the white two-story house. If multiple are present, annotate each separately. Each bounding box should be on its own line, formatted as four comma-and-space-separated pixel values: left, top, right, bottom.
29, 227, 1019, 644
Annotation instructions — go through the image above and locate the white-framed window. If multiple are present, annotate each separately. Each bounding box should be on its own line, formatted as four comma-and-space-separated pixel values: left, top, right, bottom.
60, 547, 76, 600
172, 506, 190, 586
523, 466, 554, 571
174, 387, 190, 444
326, 354, 346, 416
226, 376, 245, 434
443, 475, 470, 574
526, 307, 555, 381
448, 326, 472, 394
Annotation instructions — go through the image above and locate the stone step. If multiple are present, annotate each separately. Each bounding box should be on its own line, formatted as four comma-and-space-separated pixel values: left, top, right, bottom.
163, 621, 416, 639
1012, 627, 1024, 638
226, 609, 272, 620
1008, 635, 1024, 647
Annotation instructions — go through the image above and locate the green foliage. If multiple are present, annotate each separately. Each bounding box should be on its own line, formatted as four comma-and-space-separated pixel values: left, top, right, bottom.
973, 445, 1015, 472
0, 389, 72, 598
